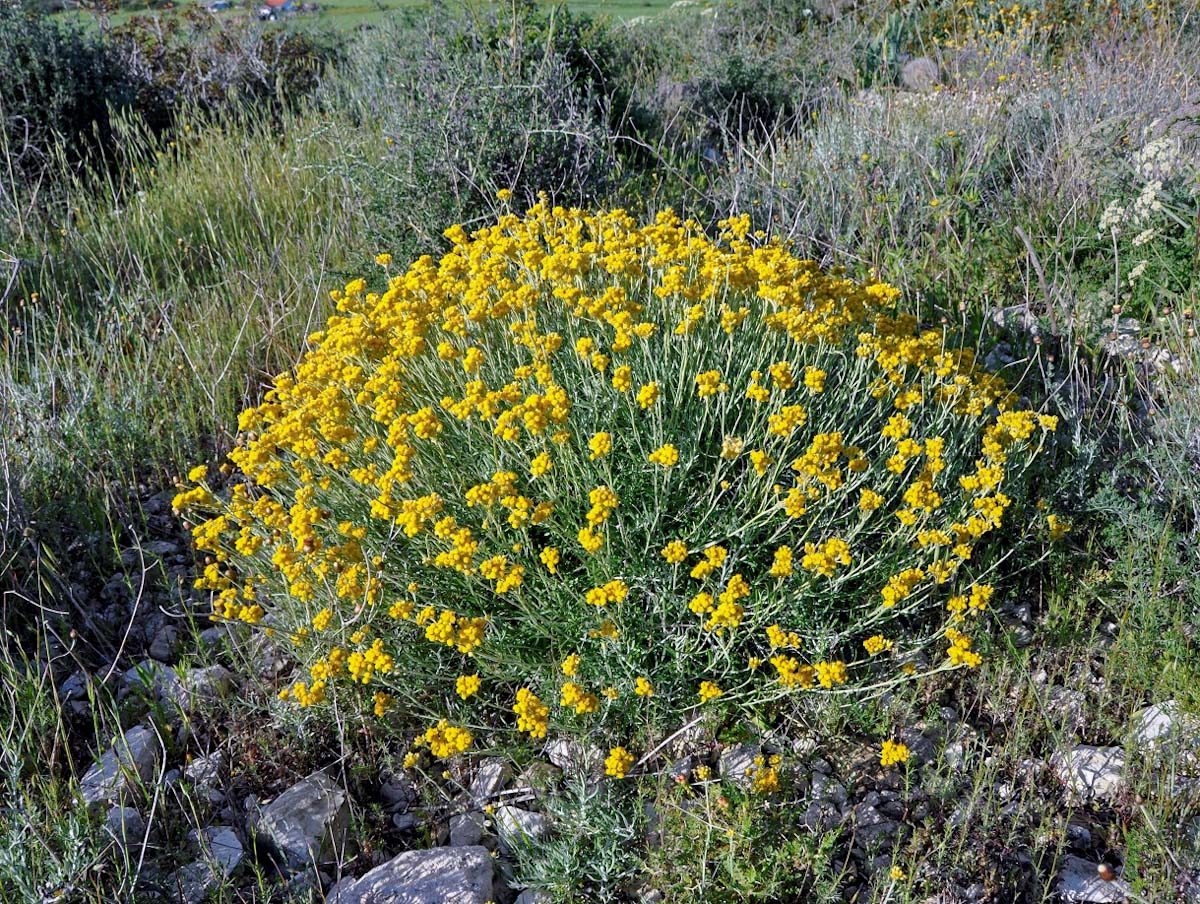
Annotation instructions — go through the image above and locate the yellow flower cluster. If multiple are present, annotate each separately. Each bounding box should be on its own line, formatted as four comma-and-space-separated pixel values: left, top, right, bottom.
175, 205, 1057, 780
880, 739, 911, 767
605, 746, 635, 778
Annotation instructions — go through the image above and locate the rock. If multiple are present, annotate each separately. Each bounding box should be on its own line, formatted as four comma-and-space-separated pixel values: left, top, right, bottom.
328, 846, 493, 904
195, 825, 243, 877
1056, 855, 1129, 902
449, 811, 487, 847
900, 57, 941, 91
897, 725, 938, 766
1132, 700, 1199, 746
60, 671, 88, 701
144, 540, 181, 558
381, 773, 418, 813
392, 812, 417, 831
105, 806, 146, 846
185, 751, 226, 796
122, 659, 181, 701
1046, 687, 1089, 735
169, 665, 235, 711
545, 738, 602, 777
512, 762, 561, 797
1066, 824, 1093, 850
989, 305, 1042, 340
514, 891, 552, 904
173, 860, 219, 904
850, 802, 903, 849
810, 772, 848, 809
257, 772, 350, 868
801, 800, 841, 832
494, 806, 550, 854
1102, 317, 1144, 359
717, 743, 759, 788
81, 726, 159, 812
1051, 746, 1125, 805
149, 624, 180, 662
469, 759, 510, 805
172, 828, 245, 903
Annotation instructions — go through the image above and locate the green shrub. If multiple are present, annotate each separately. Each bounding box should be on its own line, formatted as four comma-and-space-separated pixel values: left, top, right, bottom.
176, 205, 1064, 782
322, 8, 616, 261
0, 3, 132, 175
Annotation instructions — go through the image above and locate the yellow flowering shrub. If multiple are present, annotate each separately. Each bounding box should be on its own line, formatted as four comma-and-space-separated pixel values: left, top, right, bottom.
175, 204, 1059, 771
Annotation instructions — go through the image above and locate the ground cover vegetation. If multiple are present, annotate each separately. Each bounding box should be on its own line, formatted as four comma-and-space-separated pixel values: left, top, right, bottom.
2, 0, 1199, 900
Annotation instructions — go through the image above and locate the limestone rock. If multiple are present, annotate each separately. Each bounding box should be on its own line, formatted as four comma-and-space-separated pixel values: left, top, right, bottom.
81, 726, 159, 812
717, 743, 759, 788
196, 825, 243, 877
494, 806, 550, 854
328, 846, 493, 904
1132, 700, 1199, 746
1057, 855, 1129, 903
469, 759, 510, 804
545, 738, 602, 777
1052, 746, 1125, 805
258, 772, 350, 868
449, 811, 487, 847
185, 751, 226, 802
149, 624, 180, 662
105, 806, 146, 847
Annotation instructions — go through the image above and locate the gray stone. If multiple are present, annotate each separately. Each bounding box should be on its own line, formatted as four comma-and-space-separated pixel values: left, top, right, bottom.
449, 810, 487, 847
149, 624, 180, 662
545, 738, 602, 777
81, 726, 159, 811
172, 829, 245, 902
105, 806, 146, 846
185, 751, 226, 791
718, 743, 759, 788
144, 540, 181, 558
1052, 746, 1125, 805
810, 772, 848, 808
392, 812, 417, 831
900, 57, 941, 91
60, 671, 88, 701
512, 762, 561, 797
194, 825, 243, 877
328, 846, 493, 904
469, 759, 510, 804
1056, 855, 1129, 902
1066, 824, 1093, 850
850, 802, 902, 848
122, 659, 181, 700
494, 806, 549, 854
173, 860, 219, 904
258, 772, 350, 868
381, 773, 418, 812
1132, 700, 1199, 746
168, 665, 235, 711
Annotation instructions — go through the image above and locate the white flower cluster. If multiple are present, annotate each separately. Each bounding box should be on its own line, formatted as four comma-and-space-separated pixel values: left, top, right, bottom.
1133, 136, 1182, 182
1097, 134, 1197, 238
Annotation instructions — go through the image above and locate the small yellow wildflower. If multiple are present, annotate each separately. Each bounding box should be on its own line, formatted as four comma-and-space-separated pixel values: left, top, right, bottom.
649, 444, 679, 468
660, 540, 688, 564
880, 739, 911, 767
605, 746, 635, 778
456, 674, 482, 699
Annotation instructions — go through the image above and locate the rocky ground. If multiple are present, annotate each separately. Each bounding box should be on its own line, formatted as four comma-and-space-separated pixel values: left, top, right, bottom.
41, 484, 1200, 903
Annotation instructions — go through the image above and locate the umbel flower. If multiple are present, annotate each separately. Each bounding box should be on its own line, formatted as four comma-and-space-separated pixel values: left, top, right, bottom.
176, 204, 1062, 771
